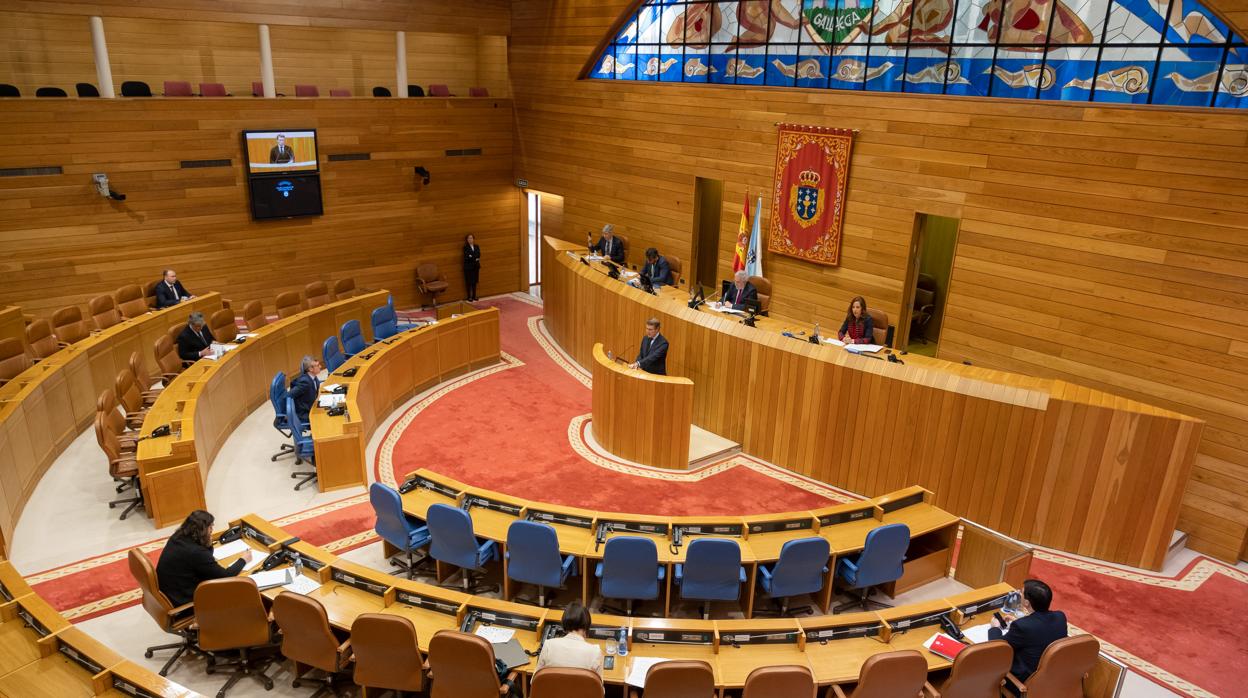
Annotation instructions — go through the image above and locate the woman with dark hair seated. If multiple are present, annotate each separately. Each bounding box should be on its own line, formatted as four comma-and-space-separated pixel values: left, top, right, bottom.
155, 509, 252, 606
535, 601, 602, 675
837, 295, 875, 344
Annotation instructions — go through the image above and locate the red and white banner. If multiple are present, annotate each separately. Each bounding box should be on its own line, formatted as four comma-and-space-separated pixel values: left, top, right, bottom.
766, 124, 854, 267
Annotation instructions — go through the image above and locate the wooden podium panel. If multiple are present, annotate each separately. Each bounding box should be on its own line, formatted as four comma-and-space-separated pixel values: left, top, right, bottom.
590, 343, 693, 470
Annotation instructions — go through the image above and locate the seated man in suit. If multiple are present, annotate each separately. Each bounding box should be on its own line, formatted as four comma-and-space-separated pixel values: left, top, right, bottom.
175, 311, 215, 362
717, 270, 758, 311
630, 318, 668, 375
636, 247, 671, 290
588, 224, 626, 265
155, 269, 192, 309
990, 578, 1068, 688
286, 355, 323, 424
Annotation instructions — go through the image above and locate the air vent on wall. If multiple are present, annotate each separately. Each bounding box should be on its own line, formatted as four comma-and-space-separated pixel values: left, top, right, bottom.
328, 152, 371, 162
179, 159, 231, 169
444, 148, 482, 157
0, 166, 62, 177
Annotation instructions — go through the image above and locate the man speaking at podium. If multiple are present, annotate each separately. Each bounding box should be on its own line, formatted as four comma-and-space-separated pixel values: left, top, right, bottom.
630, 318, 668, 375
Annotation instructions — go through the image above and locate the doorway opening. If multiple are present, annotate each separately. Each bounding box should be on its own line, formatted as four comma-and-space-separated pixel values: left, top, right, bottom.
691, 178, 724, 290
527, 191, 542, 292
900, 213, 960, 357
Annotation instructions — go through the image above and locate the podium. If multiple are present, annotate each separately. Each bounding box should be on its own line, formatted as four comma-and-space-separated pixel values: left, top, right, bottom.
590, 342, 693, 470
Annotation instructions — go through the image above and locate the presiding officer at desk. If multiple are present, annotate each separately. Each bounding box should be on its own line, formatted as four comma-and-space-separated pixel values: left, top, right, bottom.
536, 601, 602, 676
176, 311, 215, 362
990, 579, 1068, 688
717, 270, 758, 311
588, 224, 626, 265
287, 355, 322, 424
631, 318, 668, 375
838, 296, 875, 345
155, 269, 192, 309
156, 510, 252, 606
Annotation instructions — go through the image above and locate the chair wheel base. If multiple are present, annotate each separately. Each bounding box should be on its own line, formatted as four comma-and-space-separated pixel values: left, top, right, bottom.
144, 650, 154, 658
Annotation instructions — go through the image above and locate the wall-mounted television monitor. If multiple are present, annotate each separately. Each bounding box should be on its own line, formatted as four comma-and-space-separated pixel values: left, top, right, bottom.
248, 174, 323, 220
242, 129, 319, 175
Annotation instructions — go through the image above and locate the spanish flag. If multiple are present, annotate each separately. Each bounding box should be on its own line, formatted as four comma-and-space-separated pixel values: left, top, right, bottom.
732, 194, 750, 273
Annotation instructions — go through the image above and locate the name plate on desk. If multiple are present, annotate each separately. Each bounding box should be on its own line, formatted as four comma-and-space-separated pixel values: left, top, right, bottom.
879, 491, 925, 513
288, 547, 326, 572
395, 590, 461, 616
400, 474, 460, 498
819, 507, 875, 526
527, 509, 594, 529
111, 677, 162, 698
603, 519, 669, 535
471, 608, 541, 632
722, 630, 801, 645
588, 624, 627, 641
15, 603, 51, 637
634, 629, 714, 645
957, 592, 1016, 617
330, 568, 389, 597
463, 495, 522, 516
804, 623, 883, 642
239, 522, 278, 547
679, 523, 743, 537
58, 640, 106, 674
889, 610, 949, 633
749, 518, 813, 534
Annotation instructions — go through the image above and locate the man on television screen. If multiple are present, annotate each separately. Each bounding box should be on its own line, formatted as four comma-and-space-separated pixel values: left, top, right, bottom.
269, 134, 294, 164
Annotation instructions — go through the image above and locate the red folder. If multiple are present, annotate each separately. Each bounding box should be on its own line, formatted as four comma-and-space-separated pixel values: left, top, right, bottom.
927, 633, 968, 661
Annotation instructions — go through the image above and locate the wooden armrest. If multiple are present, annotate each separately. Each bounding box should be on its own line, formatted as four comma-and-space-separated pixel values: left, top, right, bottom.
337, 637, 351, 655
922, 681, 940, 697
499, 671, 519, 694
828, 685, 849, 698
1004, 673, 1027, 694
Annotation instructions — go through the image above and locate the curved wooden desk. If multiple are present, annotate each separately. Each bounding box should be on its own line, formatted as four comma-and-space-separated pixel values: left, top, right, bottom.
590, 342, 693, 470
0, 293, 222, 553
310, 307, 501, 483
137, 291, 388, 527
542, 237, 1202, 570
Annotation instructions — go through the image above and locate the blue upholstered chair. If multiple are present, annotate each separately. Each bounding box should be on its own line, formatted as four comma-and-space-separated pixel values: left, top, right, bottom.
321, 335, 345, 373
370, 304, 399, 341
340, 320, 370, 358
506, 520, 577, 607
268, 371, 296, 462
674, 538, 747, 619
386, 294, 417, 330
284, 397, 317, 491
594, 536, 665, 616
757, 536, 830, 616
369, 483, 431, 578
835, 523, 910, 612
427, 503, 499, 592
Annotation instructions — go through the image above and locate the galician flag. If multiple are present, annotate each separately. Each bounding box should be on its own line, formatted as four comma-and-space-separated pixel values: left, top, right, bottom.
732, 194, 750, 273
746, 194, 763, 278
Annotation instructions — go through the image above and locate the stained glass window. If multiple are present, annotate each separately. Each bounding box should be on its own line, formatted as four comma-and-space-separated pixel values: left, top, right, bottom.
590, 0, 1248, 108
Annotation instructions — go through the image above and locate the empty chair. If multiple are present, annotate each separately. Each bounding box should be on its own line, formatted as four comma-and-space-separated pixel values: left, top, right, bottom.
835, 523, 910, 612
333, 277, 357, 298
742, 665, 817, 698
407, 84, 425, 97
329, 88, 351, 97
642, 660, 715, 697
370, 482, 431, 578
530, 667, 603, 698
115, 284, 149, 319
193, 578, 276, 696
199, 82, 228, 96
0, 339, 32, 386
96, 413, 144, 519
595, 536, 664, 616
128, 351, 163, 401
321, 335, 345, 373
428, 84, 453, 96
666, 254, 682, 286
76, 82, 99, 97
208, 308, 238, 344
867, 307, 889, 345
371, 86, 392, 97
153, 334, 184, 382
268, 372, 296, 462
506, 520, 576, 607
1008, 634, 1099, 697
936, 640, 1013, 698
163, 80, 193, 96
35, 87, 67, 97
89, 293, 123, 330
749, 275, 773, 314
26, 319, 59, 361
304, 280, 333, 308
295, 84, 320, 97
252, 81, 264, 96
468, 86, 489, 97
340, 319, 370, 358
275, 291, 304, 319
427, 502, 499, 592
351, 613, 428, 694
829, 649, 929, 698
127, 548, 197, 677
674, 538, 746, 619
415, 262, 449, 308
121, 80, 152, 97
0, 84, 19, 97
370, 303, 400, 341
242, 300, 268, 331
52, 305, 90, 345
911, 273, 937, 343
98, 390, 138, 453
285, 397, 317, 490
428, 630, 516, 698
757, 536, 829, 616
272, 592, 352, 693
115, 368, 152, 428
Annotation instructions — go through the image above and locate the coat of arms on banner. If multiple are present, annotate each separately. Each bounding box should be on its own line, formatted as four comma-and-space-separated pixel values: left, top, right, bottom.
767, 124, 855, 266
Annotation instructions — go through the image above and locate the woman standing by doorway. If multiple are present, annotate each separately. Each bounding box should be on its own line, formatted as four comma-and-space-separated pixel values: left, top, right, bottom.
463, 233, 481, 301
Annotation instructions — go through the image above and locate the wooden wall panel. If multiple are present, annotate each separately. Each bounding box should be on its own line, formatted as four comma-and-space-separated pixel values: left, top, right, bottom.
511, 0, 1248, 562
0, 98, 520, 319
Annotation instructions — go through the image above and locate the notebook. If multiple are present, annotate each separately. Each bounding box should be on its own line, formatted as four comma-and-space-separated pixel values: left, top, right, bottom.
491, 638, 530, 670
923, 632, 968, 661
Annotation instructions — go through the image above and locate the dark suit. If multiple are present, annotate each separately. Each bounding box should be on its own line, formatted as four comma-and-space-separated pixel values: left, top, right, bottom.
463, 243, 481, 299
155, 536, 246, 607
838, 315, 876, 344
590, 236, 626, 265
270, 144, 294, 163
989, 610, 1068, 683
155, 281, 191, 309
635, 333, 668, 375
721, 282, 758, 310
287, 372, 319, 424
642, 256, 671, 288
175, 324, 214, 362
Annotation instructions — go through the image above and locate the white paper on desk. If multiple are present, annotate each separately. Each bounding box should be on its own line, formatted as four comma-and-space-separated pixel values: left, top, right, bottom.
474, 626, 515, 643
317, 394, 345, 408
625, 657, 672, 688
845, 343, 884, 353
249, 568, 293, 590
213, 540, 250, 561
321, 383, 341, 393
962, 624, 993, 644
823, 337, 846, 347
282, 575, 321, 595
586, 254, 606, 262
242, 553, 265, 571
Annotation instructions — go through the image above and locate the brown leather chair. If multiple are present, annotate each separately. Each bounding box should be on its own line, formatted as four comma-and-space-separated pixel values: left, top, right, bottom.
666, 255, 682, 287
743, 665, 816, 698
272, 591, 352, 693
115, 284, 149, 319
193, 578, 277, 696
208, 308, 238, 344
115, 369, 152, 430
127, 548, 197, 676
416, 263, 449, 307
167, 322, 184, 345
749, 275, 772, 314
242, 300, 268, 331
867, 307, 889, 346
89, 293, 123, 330
275, 291, 304, 319
144, 281, 159, 309
97, 390, 138, 454
428, 630, 516, 698
937, 640, 1012, 698
154, 334, 184, 382
52, 305, 90, 345
829, 649, 930, 698
304, 281, 334, 309
333, 278, 357, 299
531, 667, 603, 697
641, 660, 715, 697
26, 318, 60, 361
1007, 634, 1099, 697
95, 413, 144, 519
0, 338, 31, 386
129, 351, 162, 398
350, 613, 429, 695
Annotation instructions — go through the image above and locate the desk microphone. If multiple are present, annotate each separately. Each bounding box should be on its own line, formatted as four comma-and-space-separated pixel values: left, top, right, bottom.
887, 353, 904, 365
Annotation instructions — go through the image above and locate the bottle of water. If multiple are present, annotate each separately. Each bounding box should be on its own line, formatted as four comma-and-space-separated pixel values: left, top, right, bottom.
617, 628, 628, 656
814, 322, 821, 339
